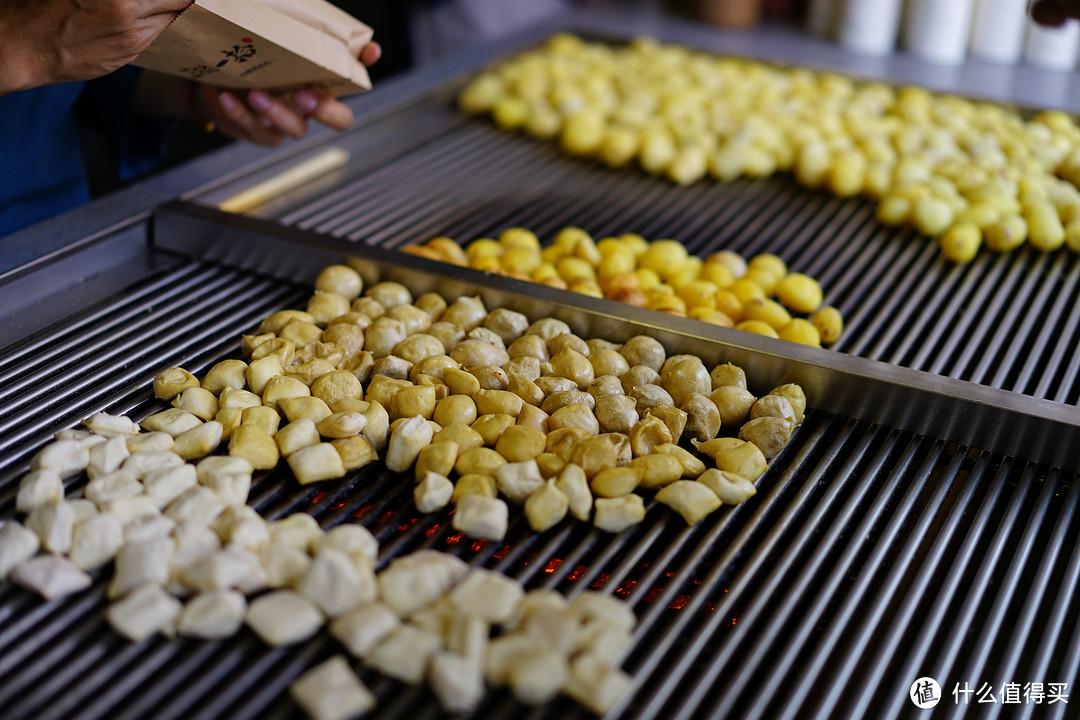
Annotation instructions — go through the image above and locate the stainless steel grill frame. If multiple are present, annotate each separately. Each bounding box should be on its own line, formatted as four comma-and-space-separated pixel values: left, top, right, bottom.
4, 14, 1080, 720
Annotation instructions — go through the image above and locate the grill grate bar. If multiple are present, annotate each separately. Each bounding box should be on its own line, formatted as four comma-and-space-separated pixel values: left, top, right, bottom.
875, 458, 1029, 719
1033, 260, 1080, 402
670, 423, 914, 720
985, 253, 1065, 391
0, 264, 239, 415
982, 470, 1077, 720
0, 263, 206, 377
348, 144, 590, 246
280, 117, 477, 229
786, 442, 976, 720
966, 258, 1045, 389
307, 129, 541, 240
757, 435, 955, 720
0, 272, 305, 492
839, 448, 994, 718
630, 416, 866, 719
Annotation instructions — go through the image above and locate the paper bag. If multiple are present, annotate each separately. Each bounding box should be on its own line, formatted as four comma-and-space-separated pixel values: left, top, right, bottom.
133, 0, 372, 97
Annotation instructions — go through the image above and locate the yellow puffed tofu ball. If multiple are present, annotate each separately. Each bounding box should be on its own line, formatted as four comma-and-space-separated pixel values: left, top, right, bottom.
911, 196, 954, 237
727, 278, 766, 306
492, 96, 530, 131
983, 214, 1028, 253
778, 318, 822, 347
735, 320, 780, 339
499, 227, 540, 251
741, 298, 792, 331
639, 240, 689, 276
560, 111, 606, 156
1024, 202, 1066, 252
876, 195, 911, 226
810, 306, 844, 345
774, 273, 823, 314
938, 222, 982, 264
599, 126, 640, 167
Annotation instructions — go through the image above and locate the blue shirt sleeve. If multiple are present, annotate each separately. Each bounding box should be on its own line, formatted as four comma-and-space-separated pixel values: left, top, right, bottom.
0, 67, 178, 239
77, 66, 180, 183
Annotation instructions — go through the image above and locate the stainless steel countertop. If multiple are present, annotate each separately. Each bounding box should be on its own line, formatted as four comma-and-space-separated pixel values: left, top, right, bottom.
2, 2, 1077, 281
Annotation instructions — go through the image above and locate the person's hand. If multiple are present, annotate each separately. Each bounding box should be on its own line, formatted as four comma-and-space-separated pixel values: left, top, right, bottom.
190, 42, 382, 146
1030, 0, 1080, 26
0, 0, 193, 94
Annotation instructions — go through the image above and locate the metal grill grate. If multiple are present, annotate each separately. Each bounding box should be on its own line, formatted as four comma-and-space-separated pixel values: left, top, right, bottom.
4, 63, 1080, 720
265, 108, 1080, 406
1, 251, 1079, 720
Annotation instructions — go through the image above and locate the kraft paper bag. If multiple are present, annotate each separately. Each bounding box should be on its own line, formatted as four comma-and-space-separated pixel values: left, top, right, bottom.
133, 0, 372, 97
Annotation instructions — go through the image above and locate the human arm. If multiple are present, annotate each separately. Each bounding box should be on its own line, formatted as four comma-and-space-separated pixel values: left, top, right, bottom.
0, 0, 192, 95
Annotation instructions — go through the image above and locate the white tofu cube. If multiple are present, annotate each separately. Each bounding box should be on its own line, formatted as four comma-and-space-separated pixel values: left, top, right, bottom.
105, 584, 182, 642
67, 499, 99, 523
289, 656, 376, 720
10, 555, 92, 600
30, 439, 89, 478
84, 470, 143, 507
495, 460, 545, 504
164, 486, 226, 527
16, 470, 64, 514
484, 633, 536, 687
121, 450, 184, 479
123, 513, 177, 544
84, 412, 141, 437
298, 547, 376, 618
451, 495, 509, 541
443, 611, 489, 666
141, 408, 201, 437
518, 605, 580, 656
202, 473, 252, 507
101, 496, 161, 526
180, 545, 268, 595
245, 590, 324, 646
126, 431, 174, 454
376, 550, 469, 617
564, 652, 635, 716
448, 568, 524, 625
177, 589, 247, 639
69, 512, 124, 570
507, 646, 568, 706
269, 513, 323, 552
211, 506, 269, 550
260, 542, 311, 589
86, 435, 130, 478
109, 535, 175, 598
570, 591, 637, 634
315, 524, 378, 565
429, 651, 485, 714
366, 625, 442, 685
414, 471, 454, 514
25, 501, 76, 554
0, 522, 41, 580
328, 602, 401, 659
196, 455, 254, 483
169, 522, 221, 594
574, 620, 633, 665
142, 464, 197, 509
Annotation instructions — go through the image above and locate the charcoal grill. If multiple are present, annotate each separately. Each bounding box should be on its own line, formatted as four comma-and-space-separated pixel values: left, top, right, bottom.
4, 12, 1080, 720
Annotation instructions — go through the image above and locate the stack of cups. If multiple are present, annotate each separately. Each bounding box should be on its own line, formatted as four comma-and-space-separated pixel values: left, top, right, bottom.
903, 0, 978, 64
969, 0, 1029, 63
1024, 17, 1080, 70
837, 0, 904, 55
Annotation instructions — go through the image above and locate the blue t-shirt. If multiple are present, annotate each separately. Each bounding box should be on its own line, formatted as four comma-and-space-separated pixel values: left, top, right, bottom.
0, 67, 175, 238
